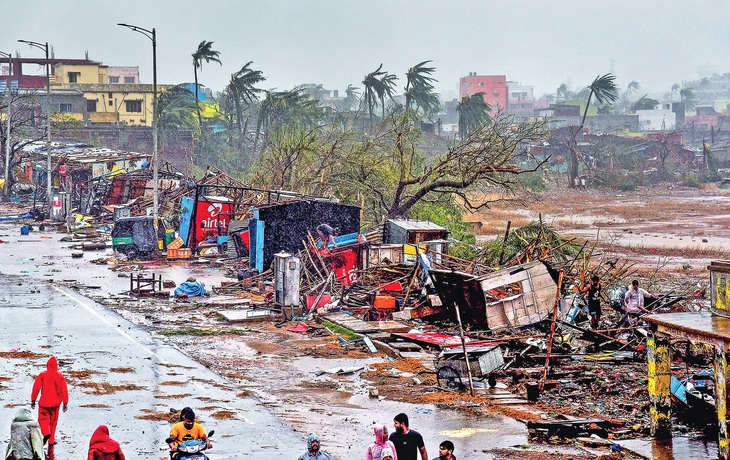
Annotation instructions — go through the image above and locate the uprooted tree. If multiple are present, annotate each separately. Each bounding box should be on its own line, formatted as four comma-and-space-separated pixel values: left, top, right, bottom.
249, 110, 550, 224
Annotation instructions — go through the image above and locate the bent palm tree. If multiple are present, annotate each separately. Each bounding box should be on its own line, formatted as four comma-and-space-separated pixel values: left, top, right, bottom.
404, 60, 438, 115
228, 62, 265, 152
192, 41, 222, 126
570, 74, 618, 187
457, 93, 491, 140
379, 71, 398, 119
362, 65, 386, 125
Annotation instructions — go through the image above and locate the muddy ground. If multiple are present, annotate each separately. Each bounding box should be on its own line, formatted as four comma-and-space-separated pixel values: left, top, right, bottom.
3, 183, 728, 459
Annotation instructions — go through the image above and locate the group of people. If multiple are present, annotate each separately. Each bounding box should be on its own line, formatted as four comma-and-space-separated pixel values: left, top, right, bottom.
6, 356, 127, 460
299, 413, 456, 460
577, 276, 658, 330
8, 356, 210, 460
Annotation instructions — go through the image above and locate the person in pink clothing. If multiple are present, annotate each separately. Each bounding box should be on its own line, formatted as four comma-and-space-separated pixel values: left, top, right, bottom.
30, 356, 68, 445
365, 424, 398, 460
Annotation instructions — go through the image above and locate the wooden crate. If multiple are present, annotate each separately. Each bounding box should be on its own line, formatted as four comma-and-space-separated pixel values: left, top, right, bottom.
167, 248, 191, 259
167, 237, 184, 250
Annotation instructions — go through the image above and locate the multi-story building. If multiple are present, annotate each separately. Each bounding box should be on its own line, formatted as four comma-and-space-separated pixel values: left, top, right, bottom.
459, 73, 507, 113
507, 82, 535, 119
6, 56, 163, 127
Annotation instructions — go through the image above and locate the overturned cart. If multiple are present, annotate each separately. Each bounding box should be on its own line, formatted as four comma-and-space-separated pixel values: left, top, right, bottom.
435, 344, 504, 390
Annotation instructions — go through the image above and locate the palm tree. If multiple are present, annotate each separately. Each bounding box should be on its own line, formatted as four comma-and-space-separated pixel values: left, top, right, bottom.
671, 83, 680, 102
192, 41, 222, 126
456, 93, 491, 139
579, 74, 619, 127
156, 85, 198, 161
632, 95, 659, 111
341, 84, 360, 112
680, 88, 696, 114
253, 88, 324, 153
228, 61, 265, 152
379, 71, 398, 119
570, 74, 618, 187
362, 65, 387, 124
404, 60, 439, 115
625, 81, 640, 98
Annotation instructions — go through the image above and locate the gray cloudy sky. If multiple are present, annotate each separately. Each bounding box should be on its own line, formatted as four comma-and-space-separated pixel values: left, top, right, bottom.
3, 1, 728, 100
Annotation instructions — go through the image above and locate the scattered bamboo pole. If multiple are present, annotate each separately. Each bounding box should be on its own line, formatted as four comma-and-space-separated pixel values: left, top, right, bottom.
541, 270, 564, 391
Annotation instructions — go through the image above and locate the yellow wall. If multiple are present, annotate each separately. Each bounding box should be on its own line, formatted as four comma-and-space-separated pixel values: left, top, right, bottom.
53, 63, 107, 85
83, 88, 156, 126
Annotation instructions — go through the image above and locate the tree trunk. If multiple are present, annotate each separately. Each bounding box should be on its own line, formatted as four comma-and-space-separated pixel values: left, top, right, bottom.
194, 66, 202, 127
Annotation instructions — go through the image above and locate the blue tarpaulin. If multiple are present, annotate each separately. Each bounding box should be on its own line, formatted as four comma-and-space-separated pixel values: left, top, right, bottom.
174, 280, 207, 297
0, 213, 33, 221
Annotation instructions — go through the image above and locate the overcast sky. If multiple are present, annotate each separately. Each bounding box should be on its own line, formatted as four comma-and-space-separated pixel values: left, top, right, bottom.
2, 1, 728, 101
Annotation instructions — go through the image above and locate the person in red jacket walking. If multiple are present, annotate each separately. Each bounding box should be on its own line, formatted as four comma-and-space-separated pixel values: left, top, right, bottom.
30, 356, 68, 445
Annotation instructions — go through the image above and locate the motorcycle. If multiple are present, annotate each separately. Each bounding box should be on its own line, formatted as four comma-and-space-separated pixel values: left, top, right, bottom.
166, 430, 214, 460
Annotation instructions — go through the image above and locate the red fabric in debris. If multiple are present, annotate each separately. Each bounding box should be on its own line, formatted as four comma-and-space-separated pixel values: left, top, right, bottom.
289, 323, 309, 333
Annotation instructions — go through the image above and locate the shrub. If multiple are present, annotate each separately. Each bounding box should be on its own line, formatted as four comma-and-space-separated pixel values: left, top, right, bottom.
519, 172, 547, 192
682, 174, 702, 188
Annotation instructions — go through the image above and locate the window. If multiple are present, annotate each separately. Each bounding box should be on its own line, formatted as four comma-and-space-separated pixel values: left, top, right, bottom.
108, 100, 114, 106
108, 76, 119, 84
493, 92, 500, 98
498, 81, 503, 85
87, 100, 97, 112
68, 72, 80, 83
124, 76, 135, 84
59, 103, 73, 113
126, 100, 142, 113
478, 82, 485, 86
108, 92, 113, 99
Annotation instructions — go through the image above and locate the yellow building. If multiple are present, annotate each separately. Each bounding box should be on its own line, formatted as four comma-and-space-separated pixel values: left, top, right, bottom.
51, 61, 167, 127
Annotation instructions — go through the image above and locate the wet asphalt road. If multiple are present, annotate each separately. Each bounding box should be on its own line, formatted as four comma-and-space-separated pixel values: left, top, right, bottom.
0, 275, 304, 459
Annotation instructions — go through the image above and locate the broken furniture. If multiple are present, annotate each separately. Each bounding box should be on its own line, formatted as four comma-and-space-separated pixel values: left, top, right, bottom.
434, 344, 504, 390
129, 273, 162, 297
527, 418, 612, 440
430, 260, 558, 329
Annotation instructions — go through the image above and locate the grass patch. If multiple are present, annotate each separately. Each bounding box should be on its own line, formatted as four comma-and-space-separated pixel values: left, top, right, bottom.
158, 328, 249, 336
321, 320, 358, 341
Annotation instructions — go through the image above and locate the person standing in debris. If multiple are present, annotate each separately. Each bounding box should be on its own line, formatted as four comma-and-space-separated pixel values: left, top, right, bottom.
5, 407, 45, 460
578, 275, 603, 330
365, 424, 398, 460
316, 224, 338, 248
621, 280, 656, 326
431, 440, 456, 460
389, 413, 427, 460
297, 433, 331, 460
30, 356, 68, 446
88, 425, 126, 460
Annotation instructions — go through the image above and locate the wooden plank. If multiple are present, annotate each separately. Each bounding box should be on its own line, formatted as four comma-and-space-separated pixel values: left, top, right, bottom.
362, 336, 378, 353
325, 312, 378, 334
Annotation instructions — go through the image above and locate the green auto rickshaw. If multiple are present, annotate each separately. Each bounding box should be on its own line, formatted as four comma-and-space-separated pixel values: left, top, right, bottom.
111, 216, 175, 259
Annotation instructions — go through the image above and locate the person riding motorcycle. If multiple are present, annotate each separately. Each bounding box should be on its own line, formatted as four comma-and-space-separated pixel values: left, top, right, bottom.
167, 408, 211, 459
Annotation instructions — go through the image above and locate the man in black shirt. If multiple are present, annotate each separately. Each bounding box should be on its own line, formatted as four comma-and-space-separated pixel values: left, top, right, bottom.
579, 275, 603, 330
389, 413, 427, 460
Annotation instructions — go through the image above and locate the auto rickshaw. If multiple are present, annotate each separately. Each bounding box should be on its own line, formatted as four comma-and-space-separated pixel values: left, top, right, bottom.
111, 216, 175, 259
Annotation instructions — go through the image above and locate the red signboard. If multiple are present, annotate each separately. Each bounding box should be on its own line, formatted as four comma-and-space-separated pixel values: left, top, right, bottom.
320, 247, 359, 287
194, 197, 234, 248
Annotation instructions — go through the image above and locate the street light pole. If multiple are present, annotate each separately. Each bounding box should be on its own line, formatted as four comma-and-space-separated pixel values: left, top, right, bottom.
18, 40, 52, 217
0, 51, 11, 198
118, 23, 158, 229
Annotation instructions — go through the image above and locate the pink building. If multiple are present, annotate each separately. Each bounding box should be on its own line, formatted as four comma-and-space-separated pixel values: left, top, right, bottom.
459, 73, 508, 113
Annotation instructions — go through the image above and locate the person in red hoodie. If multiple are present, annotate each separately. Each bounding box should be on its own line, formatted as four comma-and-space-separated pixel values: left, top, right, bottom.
88, 425, 126, 460
30, 356, 68, 445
